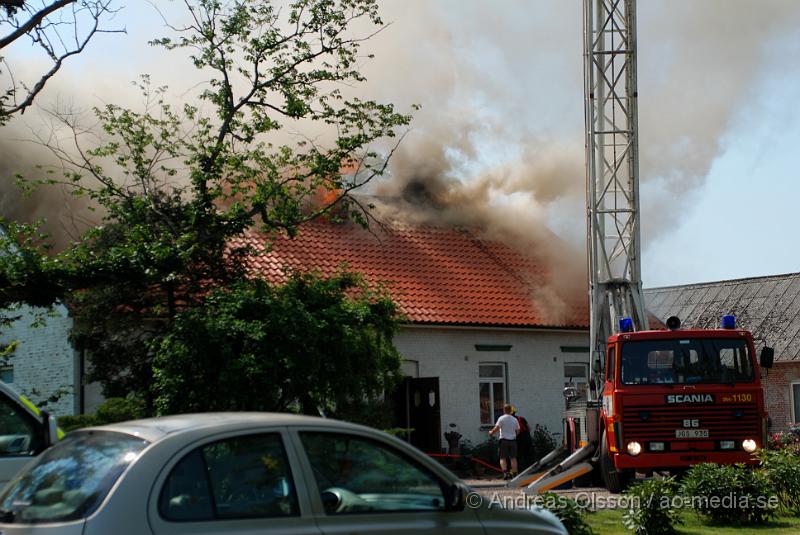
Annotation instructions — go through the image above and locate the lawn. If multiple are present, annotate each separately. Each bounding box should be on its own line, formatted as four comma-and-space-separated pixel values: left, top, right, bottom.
586, 509, 800, 535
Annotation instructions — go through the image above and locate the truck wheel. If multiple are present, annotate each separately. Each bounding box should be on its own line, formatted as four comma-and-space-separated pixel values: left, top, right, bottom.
600, 431, 630, 493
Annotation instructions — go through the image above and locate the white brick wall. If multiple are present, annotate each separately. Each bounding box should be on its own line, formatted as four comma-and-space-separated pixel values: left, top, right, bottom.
0, 304, 77, 416
393, 325, 589, 449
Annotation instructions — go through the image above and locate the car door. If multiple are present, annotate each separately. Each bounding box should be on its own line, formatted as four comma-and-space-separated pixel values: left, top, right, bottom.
291, 429, 484, 535
148, 428, 322, 535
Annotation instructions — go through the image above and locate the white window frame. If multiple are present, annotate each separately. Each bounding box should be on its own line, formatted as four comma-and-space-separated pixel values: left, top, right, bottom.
791, 381, 800, 424
479, 362, 508, 426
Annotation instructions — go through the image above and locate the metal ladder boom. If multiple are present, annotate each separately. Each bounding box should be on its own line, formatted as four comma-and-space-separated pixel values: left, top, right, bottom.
585, 0, 648, 390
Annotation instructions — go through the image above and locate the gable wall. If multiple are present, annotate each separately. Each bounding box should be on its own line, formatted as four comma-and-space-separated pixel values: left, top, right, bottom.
0, 304, 77, 416
763, 361, 800, 431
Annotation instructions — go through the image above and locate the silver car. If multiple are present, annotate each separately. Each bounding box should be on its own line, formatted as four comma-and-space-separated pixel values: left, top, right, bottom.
0, 413, 565, 534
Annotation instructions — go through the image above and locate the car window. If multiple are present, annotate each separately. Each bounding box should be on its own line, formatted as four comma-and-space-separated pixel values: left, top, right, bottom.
160, 433, 298, 522
0, 431, 148, 524
299, 432, 445, 515
0, 395, 42, 456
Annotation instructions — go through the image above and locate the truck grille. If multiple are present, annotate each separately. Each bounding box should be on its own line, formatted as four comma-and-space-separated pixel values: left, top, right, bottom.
622, 404, 760, 441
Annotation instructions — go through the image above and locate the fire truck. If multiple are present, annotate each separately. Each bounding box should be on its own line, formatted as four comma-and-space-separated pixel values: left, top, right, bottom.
510, 0, 774, 493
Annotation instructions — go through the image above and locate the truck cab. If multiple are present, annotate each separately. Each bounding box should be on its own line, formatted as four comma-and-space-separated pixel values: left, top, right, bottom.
0, 382, 59, 488
599, 320, 772, 490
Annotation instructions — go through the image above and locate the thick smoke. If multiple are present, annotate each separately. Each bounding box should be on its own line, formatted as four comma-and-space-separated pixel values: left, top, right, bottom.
2, 0, 799, 286
0, 116, 96, 251
360, 0, 800, 245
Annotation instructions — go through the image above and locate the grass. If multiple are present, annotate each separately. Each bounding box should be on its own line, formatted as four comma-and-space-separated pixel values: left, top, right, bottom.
585, 509, 800, 535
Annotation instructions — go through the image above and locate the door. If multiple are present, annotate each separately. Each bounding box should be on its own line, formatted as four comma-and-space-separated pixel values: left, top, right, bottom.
296, 430, 484, 535
150, 430, 321, 535
393, 377, 441, 454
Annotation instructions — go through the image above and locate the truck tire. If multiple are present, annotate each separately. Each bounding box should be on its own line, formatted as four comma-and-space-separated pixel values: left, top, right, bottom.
600, 431, 630, 493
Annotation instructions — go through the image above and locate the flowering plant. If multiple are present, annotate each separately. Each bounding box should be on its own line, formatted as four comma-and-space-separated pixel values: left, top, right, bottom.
769, 423, 800, 452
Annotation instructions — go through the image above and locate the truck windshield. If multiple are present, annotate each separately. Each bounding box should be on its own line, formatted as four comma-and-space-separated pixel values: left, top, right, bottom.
620, 338, 754, 385
0, 430, 148, 524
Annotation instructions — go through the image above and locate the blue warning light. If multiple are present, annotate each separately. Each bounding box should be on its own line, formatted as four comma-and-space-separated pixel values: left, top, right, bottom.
721, 315, 736, 329
619, 317, 634, 333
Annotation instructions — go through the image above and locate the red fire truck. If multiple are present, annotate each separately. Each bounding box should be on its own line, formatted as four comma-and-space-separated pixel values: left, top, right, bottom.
509, 0, 774, 494
595, 316, 773, 491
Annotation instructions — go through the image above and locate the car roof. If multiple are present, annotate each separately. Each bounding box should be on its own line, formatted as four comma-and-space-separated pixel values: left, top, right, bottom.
85, 412, 368, 443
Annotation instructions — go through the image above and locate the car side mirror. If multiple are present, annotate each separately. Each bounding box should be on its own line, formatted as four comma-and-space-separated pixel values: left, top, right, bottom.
445, 481, 468, 512
41, 410, 58, 448
760, 347, 774, 369
320, 490, 341, 515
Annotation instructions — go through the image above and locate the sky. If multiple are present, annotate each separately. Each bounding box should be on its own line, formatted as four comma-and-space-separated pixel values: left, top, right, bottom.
3, 0, 800, 289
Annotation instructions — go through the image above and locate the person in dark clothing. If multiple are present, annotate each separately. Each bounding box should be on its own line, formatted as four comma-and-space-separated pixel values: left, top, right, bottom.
511, 406, 534, 469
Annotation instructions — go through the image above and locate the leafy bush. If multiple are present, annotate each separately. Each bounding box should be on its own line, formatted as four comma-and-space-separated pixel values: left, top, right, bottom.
622, 476, 681, 535
531, 423, 557, 462
153, 275, 401, 416
57, 414, 97, 433
95, 396, 146, 424
680, 463, 777, 525
755, 448, 800, 515
539, 492, 596, 535
57, 396, 146, 433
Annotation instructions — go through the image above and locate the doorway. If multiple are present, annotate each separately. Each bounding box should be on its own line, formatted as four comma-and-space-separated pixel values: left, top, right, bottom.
392, 377, 442, 453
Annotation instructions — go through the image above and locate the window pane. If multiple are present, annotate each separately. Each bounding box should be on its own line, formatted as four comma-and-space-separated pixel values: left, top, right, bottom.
647, 351, 674, 369
564, 363, 588, 378
0, 431, 147, 523
0, 366, 13, 384
621, 339, 753, 385
794, 384, 800, 424
479, 364, 504, 378
159, 450, 214, 521
0, 395, 38, 455
203, 434, 298, 519
606, 348, 616, 382
493, 383, 505, 423
479, 382, 490, 424
300, 432, 445, 515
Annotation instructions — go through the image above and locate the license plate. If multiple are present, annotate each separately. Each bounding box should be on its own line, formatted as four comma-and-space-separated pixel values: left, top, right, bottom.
676, 429, 709, 438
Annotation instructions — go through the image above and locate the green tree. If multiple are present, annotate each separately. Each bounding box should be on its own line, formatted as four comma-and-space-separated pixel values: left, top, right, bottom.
153, 273, 401, 416
0, 0, 412, 414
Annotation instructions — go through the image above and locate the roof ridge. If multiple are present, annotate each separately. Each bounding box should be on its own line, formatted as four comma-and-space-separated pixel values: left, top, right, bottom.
645, 271, 800, 292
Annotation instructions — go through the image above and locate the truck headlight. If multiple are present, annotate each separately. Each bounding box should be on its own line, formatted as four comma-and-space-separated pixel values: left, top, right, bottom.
742, 439, 757, 453
627, 441, 642, 456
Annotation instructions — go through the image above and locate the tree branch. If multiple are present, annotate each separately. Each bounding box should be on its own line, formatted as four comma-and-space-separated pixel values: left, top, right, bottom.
0, 0, 73, 50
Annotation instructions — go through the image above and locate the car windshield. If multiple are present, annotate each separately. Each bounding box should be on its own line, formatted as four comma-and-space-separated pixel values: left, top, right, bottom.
0, 430, 148, 524
620, 338, 754, 385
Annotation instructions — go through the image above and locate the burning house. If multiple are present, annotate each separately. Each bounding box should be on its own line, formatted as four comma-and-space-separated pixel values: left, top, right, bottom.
231, 211, 590, 451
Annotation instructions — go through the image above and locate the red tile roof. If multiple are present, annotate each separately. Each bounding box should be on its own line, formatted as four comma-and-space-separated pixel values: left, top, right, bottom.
231, 218, 588, 329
